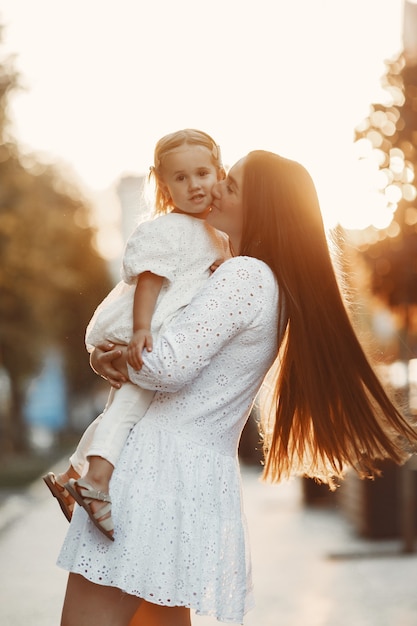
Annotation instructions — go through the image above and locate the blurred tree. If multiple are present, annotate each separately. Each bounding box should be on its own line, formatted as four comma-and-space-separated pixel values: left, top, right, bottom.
347, 5, 417, 553
354, 51, 417, 359
0, 28, 113, 454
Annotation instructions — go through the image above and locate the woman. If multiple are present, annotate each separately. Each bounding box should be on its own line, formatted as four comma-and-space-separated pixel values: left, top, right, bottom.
58, 151, 417, 626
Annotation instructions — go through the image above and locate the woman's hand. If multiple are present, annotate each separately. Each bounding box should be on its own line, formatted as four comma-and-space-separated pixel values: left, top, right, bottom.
210, 258, 224, 273
90, 342, 129, 388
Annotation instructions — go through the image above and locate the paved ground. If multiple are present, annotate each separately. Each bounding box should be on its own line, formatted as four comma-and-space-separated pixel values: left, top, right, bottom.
1, 464, 417, 626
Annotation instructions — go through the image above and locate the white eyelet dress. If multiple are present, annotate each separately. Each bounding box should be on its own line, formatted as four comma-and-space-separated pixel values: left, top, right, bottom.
85, 212, 232, 349
57, 256, 279, 624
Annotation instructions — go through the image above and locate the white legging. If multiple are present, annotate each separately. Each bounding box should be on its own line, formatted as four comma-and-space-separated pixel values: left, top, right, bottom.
69, 383, 155, 475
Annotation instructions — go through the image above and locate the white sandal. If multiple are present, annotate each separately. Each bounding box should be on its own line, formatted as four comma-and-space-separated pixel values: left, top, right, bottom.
65, 478, 114, 541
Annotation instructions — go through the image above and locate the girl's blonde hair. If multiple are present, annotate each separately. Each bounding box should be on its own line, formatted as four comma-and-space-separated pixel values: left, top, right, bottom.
149, 129, 224, 215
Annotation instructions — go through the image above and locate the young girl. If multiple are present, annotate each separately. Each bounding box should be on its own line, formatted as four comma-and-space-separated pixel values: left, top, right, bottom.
43, 129, 230, 539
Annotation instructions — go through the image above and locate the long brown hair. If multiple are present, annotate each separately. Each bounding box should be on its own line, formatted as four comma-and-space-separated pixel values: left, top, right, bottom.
241, 150, 417, 486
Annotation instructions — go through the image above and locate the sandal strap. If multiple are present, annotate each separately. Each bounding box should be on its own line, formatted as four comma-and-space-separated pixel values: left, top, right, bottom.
91, 503, 114, 532
52, 475, 71, 499
75, 478, 112, 503
43, 472, 74, 522
65, 478, 115, 540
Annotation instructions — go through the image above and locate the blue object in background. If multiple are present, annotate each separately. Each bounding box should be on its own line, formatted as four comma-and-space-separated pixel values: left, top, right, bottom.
24, 350, 67, 431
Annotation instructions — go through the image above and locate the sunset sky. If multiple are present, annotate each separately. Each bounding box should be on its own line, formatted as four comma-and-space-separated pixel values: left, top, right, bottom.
0, 0, 410, 236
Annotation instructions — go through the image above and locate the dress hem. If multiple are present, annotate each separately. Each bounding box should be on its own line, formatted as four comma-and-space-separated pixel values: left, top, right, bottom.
56, 562, 254, 624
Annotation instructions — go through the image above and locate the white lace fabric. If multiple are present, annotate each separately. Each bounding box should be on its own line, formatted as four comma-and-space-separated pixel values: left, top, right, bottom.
58, 256, 279, 624
85, 213, 231, 350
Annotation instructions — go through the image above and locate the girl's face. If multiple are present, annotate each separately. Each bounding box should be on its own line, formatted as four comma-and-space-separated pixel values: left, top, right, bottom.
207, 157, 245, 253
160, 144, 220, 218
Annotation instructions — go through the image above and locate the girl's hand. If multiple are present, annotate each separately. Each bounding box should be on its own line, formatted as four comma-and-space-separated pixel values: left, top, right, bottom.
90, 342, 129, 388
127, 329, 153, 370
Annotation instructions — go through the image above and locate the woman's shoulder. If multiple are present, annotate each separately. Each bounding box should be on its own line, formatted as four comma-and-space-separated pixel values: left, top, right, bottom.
221, 255, 275, 276
215, 256, 277, 291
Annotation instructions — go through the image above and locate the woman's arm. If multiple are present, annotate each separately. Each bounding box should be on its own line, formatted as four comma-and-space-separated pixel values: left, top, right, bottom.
90, 343, 129, 388
91, 259, 277, 392
129, 257, 277, 392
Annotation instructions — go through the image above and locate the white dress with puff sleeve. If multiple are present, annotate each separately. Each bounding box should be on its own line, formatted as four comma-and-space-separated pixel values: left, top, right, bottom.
58, 256, 280, 625
85, 212, 231, 350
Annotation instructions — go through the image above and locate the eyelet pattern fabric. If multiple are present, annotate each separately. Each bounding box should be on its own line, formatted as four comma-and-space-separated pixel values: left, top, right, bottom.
58, 256, 279, 624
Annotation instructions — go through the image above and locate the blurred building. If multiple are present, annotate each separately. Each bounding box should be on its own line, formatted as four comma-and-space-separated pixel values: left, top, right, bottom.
116, 174, 149, 245
23, 350, 67, 450
404, 0, 417, 64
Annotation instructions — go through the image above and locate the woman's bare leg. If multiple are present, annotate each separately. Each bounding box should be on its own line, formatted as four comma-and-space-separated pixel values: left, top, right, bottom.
129, 601, 191, 626
61, 573, 142, 626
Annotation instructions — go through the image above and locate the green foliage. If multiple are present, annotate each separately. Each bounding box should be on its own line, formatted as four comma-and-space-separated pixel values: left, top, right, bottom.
356, 54, 417, 308
360, 220, 417, 307
0, 27, 113, 452
0, 149, 113, 385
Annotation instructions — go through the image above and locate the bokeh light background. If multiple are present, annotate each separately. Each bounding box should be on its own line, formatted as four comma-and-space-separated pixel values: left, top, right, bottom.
0, 0, 413, 240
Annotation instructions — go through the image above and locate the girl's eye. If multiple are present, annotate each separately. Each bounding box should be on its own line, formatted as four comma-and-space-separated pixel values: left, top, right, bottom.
199, 170, 209, 177
176, 175, 185, 182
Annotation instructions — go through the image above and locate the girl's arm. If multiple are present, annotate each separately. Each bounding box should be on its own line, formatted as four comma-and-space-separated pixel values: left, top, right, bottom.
127, 271, 164, 369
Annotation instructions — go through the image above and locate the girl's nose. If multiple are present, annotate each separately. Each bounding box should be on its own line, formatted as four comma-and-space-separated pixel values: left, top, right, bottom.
189, 176, 201, 189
